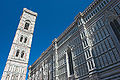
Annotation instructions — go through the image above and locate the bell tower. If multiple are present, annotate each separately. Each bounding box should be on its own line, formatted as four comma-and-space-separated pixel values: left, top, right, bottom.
1, 8, 37, 80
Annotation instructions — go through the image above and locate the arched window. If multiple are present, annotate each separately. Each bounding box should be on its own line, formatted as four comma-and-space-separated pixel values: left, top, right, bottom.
16, 50, 20, 57
67, 48, 74, 75
113, 20, 120, 32
110, 22, 116, 29
24, 20, 31, 30
21, 51, 24, 58
20, 35, 23, 42
24, 37, 27, 43
24, 22, 29, 30
110, 20, 120, 42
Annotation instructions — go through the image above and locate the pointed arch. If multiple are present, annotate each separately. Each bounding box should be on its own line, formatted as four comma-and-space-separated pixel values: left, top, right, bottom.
103, 10, 117, 25
25, 20, 31, 23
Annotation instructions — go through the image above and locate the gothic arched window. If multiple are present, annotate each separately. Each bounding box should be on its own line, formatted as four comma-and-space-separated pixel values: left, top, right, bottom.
110, 20, 120, 42
21, 51, 24, 58
113, 20, 120, 32
67, 48, 74, 75
16, 49, 20, 57
24, 37, 27, 43
20, 35, 23, 42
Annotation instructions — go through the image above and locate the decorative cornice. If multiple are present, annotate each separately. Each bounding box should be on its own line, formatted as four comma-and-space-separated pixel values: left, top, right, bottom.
74, 12, 83, 20
82, 0, 102, 16
23, 8, 38, 17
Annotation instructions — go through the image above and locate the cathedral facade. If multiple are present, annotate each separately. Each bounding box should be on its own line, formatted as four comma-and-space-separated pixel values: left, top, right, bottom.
28, 0, 120, 80
1, 8, 37, 80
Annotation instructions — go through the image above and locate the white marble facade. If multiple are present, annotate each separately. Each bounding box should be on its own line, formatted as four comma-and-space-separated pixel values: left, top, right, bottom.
1, 8, 37, 80
28, 0, 120, 80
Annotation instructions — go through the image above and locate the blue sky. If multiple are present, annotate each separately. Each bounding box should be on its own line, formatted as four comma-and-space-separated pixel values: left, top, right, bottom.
0, 0, 93, 79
